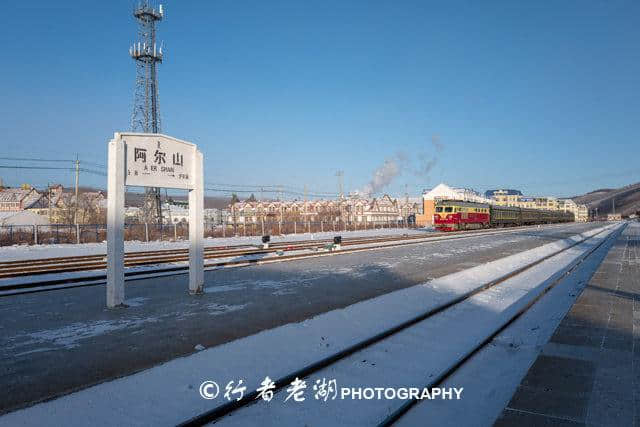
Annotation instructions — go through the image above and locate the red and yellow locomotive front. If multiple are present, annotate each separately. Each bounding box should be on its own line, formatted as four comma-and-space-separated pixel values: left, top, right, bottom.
433, 200, 490, 231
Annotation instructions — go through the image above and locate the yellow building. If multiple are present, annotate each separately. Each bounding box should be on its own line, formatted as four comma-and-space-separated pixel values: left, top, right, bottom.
487, 189, 523, 207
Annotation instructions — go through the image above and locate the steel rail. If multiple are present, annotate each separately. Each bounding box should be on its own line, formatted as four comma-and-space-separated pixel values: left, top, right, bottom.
0, 234, 435, 275
1, 224, 575, 297
175, 224, 618, 427
377, 222, 626, 426
0, 223, 571, 271
0, 224, 570, 281
0, 239, 405, 278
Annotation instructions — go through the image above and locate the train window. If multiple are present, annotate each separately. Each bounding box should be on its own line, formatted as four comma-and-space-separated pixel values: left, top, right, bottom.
435, 207, 443, 212
445, 207, 453, 212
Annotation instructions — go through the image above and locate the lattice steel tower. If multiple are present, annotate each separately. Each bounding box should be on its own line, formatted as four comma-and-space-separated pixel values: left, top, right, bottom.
130, 1, 164, 223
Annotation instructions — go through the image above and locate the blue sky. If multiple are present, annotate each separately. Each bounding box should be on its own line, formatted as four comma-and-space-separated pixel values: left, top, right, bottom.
0, 1, 638, 198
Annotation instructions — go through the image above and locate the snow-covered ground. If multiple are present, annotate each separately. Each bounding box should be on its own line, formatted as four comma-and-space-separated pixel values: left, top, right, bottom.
0, 228, 431, 262
0, 223, 620, 426
0, 224, 572, 293
396, 226, 619, 426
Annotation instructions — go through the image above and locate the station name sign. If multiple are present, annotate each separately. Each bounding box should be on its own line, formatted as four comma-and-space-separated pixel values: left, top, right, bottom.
107, 132, 204, 308
123, 134, 196, 190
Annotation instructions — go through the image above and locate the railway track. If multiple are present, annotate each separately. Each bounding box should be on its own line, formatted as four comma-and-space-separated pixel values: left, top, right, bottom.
0, 233, 433, 279
174, 223, 623, 427
0, 224, 574, 296
1, 224, 577, 279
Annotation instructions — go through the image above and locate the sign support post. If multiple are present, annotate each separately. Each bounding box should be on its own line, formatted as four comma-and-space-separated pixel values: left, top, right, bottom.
188, 150, 204, 294
106, 132, 204, 308
107, 137, 125, 308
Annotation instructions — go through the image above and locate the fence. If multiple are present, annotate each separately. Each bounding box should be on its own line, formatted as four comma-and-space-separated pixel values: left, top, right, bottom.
0, 219, 416, 247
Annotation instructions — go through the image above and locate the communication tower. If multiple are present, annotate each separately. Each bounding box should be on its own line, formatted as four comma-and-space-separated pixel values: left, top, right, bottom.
130, 1, 164, 223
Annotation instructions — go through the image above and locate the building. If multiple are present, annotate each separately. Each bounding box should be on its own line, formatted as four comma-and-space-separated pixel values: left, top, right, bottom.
557, 198, 589, 222
124, 206, 142, 222
27, 185, 106, 224
485, 189, 523, 207
0, 187, 43, 212
163, 203, 189, 224
204, 208, 225, 225
362, 195, 402, 224
227, 194, 416, 226
576, 204, 589, 222
398, 197, 423, 223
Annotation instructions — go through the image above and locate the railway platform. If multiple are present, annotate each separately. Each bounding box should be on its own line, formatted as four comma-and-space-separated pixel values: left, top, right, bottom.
496, 221, 639, 426
0, 222, 633, 426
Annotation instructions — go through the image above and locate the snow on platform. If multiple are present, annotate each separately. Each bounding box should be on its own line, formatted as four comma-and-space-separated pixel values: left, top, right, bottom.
0, 223, 621, 426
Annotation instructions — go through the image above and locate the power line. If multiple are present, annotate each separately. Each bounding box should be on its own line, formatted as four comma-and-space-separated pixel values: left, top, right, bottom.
205, 187, 338, 198
0, 156, 106, 169
205, 182, 337, 197
0, 165, 76, 171
79, 168, 108, 177
0, 157, 75, 163
80, 161, 107, 169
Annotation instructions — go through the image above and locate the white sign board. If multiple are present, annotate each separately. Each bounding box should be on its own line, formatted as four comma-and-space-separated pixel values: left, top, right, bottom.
124, 134, 196, 190
106, 132, 204, 308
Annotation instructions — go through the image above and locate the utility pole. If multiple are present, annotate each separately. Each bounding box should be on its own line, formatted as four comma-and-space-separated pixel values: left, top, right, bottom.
335, 170, 344, 200
48, 182, 52, 222
303, 184, 308, 219
404, 183, 409, 225
279, 184, 282, 209
612, 198, 615, 215
279, 185, 284, 234
74, 155, 79, 225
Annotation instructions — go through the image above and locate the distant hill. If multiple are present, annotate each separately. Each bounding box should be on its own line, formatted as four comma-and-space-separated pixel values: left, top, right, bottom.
572, 182, 640, 217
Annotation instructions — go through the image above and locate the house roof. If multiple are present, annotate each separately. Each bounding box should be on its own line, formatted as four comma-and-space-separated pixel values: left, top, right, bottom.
424, 183, 494, 204
0, 188, 42, 209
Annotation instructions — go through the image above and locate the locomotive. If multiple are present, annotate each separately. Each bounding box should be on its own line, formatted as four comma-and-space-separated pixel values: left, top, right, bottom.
433, 199, 574, 231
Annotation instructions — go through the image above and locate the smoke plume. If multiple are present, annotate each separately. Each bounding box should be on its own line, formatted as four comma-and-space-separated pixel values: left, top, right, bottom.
358, 134, 445, 197
360, 154, 404, 196
414, 135, 443, 178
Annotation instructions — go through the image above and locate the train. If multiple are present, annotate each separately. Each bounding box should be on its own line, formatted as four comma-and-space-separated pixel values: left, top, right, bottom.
433, 199, 574, 231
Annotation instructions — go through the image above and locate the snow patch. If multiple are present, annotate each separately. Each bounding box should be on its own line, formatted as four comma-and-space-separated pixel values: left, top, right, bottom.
206, 303, 247, 316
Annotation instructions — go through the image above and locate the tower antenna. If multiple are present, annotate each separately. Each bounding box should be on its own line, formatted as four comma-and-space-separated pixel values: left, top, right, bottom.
130, 1, 165, 224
